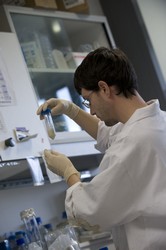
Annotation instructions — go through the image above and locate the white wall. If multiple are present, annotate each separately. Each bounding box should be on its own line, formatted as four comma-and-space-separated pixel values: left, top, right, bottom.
0, 0, 104, 236
136, 0, 166, 92
0, 181, 67, 233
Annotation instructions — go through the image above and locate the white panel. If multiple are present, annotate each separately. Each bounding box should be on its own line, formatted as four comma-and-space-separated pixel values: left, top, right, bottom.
136, 0, 166, 91
51, 140, 99, 157
0, 32, 51, 160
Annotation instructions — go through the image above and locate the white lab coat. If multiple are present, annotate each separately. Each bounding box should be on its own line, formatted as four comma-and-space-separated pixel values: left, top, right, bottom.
65, 99, 166, 250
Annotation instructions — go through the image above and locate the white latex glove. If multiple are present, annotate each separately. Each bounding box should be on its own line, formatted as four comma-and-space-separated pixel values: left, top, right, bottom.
44, 149, 80, 182
36, 98, 80, 120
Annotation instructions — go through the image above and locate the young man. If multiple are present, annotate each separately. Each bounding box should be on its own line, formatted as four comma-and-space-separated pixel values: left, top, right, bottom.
37, 47, 166, 250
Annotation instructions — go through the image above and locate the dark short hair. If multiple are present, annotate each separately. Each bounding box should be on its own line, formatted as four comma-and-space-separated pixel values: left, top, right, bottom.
74, 47, 138, 98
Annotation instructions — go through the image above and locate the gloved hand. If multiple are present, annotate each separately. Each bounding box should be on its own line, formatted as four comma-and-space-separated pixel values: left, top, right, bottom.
36, 98, 80, 120
44, 149, 80, 182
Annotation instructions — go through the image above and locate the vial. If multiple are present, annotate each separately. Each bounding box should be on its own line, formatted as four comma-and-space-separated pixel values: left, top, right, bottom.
41, 108, 56, 140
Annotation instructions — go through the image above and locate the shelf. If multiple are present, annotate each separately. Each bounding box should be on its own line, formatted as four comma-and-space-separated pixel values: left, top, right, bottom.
28, 68, 75, 73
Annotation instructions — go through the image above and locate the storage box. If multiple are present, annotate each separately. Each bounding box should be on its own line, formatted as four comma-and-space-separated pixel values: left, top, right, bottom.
56, 0, 89, 14
0, 0, 89, 12
24, 0, 58, 9
0, 0, 58, 8
0, 0, 25, 6
65, 52, 88, 69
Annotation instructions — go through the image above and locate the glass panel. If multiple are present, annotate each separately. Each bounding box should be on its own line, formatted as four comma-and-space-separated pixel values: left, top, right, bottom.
10, 12, 112, 133
0, 154, 103, 189
31, 71, 84, 132
0, 157, 48, 189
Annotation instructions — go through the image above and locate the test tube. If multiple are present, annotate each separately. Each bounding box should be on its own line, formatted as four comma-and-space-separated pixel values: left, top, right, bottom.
41, 108, 56, 140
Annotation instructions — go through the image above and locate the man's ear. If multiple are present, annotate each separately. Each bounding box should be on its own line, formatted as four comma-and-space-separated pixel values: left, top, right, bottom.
98, 81, 110, 97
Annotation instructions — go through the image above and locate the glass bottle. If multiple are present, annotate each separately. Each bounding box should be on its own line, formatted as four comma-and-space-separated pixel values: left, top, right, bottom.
20, 208, 43, 249
31, 217, 47, 250
41, 109, 56, 140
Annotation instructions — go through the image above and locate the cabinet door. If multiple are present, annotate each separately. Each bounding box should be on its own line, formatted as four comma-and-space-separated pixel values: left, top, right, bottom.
0, 5, 116, 143
0, 32, 51, 161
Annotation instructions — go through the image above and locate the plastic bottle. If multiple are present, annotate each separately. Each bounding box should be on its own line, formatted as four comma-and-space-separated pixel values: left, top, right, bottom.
63, 225, 81, 250
0, 240, 11, 250
16, 238, 28, 250
56, 211, 69, 229
20, 208, 43, 249
48, 225, 81, 250
36, 217, 46, 237
8, 235, 17, 250
41, 109, 56, 140
15, 231, 24, 240
44, 223, 53, 233
43, 224, 58, 248
15, 231, 30, 246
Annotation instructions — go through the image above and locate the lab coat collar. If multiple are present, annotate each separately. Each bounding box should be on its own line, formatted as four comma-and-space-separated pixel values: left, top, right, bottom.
124, 99, 160, 127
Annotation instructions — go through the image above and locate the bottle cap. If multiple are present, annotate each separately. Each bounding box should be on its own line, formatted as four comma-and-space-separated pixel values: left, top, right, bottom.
36, 217, 42, 224
44, 223, 53, 230
15, 231, 24, 236
30, 217, 42, 225
8, 235, 16, 241
62, 211, 67, 219
16, 238, 25, 246
41, 108, 51, 115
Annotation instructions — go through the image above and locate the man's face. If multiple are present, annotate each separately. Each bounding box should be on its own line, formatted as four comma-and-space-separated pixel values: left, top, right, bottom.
81, 88, 118, 126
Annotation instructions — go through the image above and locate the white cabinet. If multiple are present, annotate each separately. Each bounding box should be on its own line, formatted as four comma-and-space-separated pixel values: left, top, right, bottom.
0, 5, 116, 144
0, 6, 115, 189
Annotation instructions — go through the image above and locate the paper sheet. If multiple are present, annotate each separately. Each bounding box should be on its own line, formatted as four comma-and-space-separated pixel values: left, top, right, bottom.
0, 49, 16, 106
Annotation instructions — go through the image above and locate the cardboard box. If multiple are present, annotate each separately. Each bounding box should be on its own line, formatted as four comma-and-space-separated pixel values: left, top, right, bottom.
0, 0, 25, 6
0, 0, 89, 12
0, 0, 57, 8
56, 0, 89, 14
24, 0, 58, 9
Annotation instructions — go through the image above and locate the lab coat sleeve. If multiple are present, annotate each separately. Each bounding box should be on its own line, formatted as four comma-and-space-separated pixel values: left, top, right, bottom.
65, 130, 166, 232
